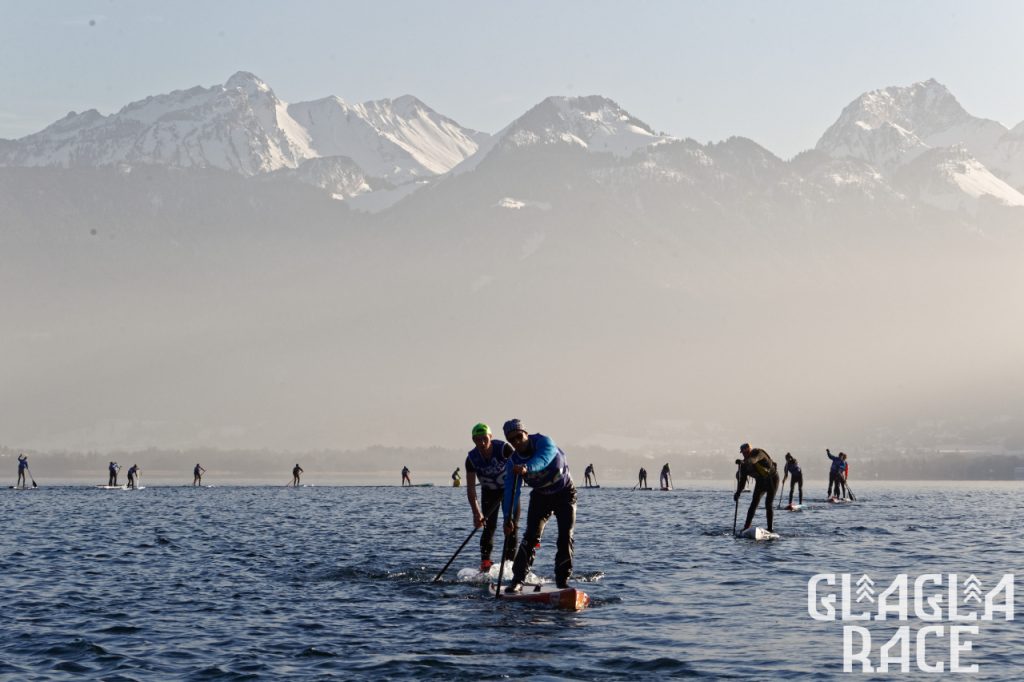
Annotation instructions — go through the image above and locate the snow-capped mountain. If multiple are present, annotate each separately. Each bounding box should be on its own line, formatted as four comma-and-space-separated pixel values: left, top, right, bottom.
288, 95, 485, 181
896, 145, 1024, 211
455, 95, 673, 174
817, 79, 1006, 167
816, 79, 1024, 207
0, 72, 486, 190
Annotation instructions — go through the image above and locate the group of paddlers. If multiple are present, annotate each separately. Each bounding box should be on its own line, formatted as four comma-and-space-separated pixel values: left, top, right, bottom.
733, 445, 854, 534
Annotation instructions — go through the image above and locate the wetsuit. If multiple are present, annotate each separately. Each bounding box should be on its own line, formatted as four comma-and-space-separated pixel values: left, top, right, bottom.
736, 448, 779, 532
827, 452, 846, 498
660, 465, 672, 490
502, 434, 576, 588
638, 468, 648, 489
193, 464, 204, 486
401, 467, 411, 486
466, 439, 517, 565
127, 466, 139, 489
584, 465, 595, 487
17, 456, 28, 488
784, 459, 803, 505
108, 462, 119, 486
292, 466, 303, 486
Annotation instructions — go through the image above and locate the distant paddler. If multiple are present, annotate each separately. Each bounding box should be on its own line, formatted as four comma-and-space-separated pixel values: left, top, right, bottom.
16, 454, 29, 489
660, 463, 673, 490
193, 463, 206, 487
401, 466, 412, 487
734, 443, 779, 534
826, 449, 847, 499
451, 467, 462, 487
291, 463, 304, 487
781, 453, 803, 508
465, 422, 518, 572
126, 464, 141, 489
501, 419, 577, 593
637, 467, 648, 490
584, 463, 597, 488
108, 461, 121, 486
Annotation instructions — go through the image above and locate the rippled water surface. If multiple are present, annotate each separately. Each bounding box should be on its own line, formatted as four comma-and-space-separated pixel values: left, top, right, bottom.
2, 482, 1022, 680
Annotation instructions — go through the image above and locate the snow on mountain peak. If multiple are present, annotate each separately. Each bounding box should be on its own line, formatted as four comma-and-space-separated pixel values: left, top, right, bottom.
225, 71, 273, 96
817, 79, 1009, 171
504, 95, 665, 155
0, 73, 484, 186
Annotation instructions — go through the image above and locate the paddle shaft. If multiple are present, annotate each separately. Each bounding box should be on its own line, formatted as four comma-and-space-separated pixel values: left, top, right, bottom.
732, 462, 742, 535
495, 473, 521, 599
432, 498, 502, 583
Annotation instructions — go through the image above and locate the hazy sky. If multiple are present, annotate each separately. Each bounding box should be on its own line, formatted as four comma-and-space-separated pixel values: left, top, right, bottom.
2, 1, 1023, 158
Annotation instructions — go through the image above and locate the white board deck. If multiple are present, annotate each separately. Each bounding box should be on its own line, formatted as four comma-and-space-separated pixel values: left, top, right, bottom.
738, 526, 780, 541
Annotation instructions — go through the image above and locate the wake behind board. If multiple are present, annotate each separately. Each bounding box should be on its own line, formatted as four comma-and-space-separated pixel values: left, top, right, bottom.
737, 526, 780, 541
491, 583, 591, 611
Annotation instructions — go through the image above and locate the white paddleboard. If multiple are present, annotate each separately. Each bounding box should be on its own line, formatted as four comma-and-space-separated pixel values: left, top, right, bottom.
785, 503, 803, 512
97, 485, 127, 490
738, 526, 780, 541
827, 496, 850, 504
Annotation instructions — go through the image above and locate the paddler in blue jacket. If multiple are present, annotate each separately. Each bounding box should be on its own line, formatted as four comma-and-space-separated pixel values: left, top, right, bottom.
501, 419, 577, 592
826, 449, 846, 499
465, 423, 518, 572
16, 454, 29, 489
734, 443, 779, 533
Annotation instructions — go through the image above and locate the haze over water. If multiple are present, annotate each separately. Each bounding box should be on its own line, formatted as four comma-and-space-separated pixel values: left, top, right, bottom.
3, 482, 1021, 680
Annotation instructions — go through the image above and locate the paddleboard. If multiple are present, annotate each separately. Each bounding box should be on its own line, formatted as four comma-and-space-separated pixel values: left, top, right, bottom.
827, 496, 851, 504
583, 485, 601, 489
97, 485, 128, 490
738, 526, 780, 541
492, 583, 591, 611
786, 503, 804, 512
8, 486, 36, 490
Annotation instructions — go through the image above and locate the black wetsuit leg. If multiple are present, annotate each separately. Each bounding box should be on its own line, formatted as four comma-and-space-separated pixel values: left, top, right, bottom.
510, 485, 577, 585
745, 473, 779, 531
794, 472, 803, 504
766, 472, 778, 530
744, 480, 766, 530
479, 487, 502, 562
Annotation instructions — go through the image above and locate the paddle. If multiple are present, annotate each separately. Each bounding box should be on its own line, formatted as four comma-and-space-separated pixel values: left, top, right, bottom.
27, 467, 37, 489
732, 462, 742, 535
432, 498, 502, 583
845, 481, 857, 501
777, 474, 787, 510
733, 495, 740, 536
495, 473, 521, 599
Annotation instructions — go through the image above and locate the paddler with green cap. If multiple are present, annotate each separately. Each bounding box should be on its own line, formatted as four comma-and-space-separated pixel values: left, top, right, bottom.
465, 422, 518, 572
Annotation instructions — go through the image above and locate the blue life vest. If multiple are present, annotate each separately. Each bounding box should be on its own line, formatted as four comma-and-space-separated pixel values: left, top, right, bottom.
466, 439, 510, 491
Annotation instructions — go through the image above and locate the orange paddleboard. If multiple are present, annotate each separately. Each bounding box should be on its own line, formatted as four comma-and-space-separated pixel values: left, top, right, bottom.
492, 584, 591, 611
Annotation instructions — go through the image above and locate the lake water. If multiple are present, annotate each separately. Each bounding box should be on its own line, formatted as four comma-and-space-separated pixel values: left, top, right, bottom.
2, 481, 1021, 680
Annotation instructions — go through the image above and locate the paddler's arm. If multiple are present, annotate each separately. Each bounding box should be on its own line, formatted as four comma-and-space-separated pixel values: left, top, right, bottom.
466, 469, 484, 527
522, 435, 558, 474
734, 459, 747, 500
